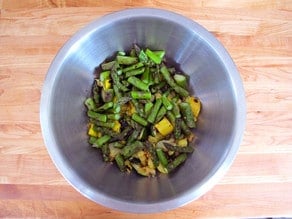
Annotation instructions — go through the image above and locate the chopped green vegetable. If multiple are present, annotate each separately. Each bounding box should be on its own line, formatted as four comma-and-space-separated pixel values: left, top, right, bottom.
92, 135, 111, 148
145, 48, 164, 64
179, 102, 196, 128
147, 98, 162, 124
87, 110, 107, 122
116, 56, 139, 65
156, 148, 168, 167
131, 91, 152, 99
174, 74, 188, 89
132, 113, 148, 126
127, 76, 149, 91
167, 153, 187, 172
160, 65, 189, 97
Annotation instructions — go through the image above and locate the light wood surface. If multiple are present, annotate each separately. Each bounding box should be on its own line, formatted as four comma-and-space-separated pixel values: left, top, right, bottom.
0, 0, 291, 218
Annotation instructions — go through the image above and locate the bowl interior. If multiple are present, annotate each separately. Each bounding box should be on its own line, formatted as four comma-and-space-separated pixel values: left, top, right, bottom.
41, 9, 245, 213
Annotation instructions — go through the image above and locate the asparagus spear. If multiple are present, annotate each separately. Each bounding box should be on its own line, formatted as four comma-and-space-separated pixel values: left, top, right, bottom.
156, 148, 168, 167
179, 102, 196, 128
127, 76, 149, 91
115, 153, 125, 171
167, 153, 187, 172
147, 98, 162, 123
160, 65, 189, 97
121, 141, 144, 159
92, 135, 111, 148
132, 113, 148, 126
116, 56, 139, 65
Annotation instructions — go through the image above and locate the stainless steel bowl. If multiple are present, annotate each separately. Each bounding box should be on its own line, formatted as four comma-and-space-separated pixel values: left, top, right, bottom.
40, 8, 246, 213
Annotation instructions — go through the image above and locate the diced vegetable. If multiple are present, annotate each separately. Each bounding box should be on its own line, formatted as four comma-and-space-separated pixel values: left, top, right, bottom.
155, 117, 174, 136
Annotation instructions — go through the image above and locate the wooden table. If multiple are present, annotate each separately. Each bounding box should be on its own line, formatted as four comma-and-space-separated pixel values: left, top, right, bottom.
0, 0, 291, 218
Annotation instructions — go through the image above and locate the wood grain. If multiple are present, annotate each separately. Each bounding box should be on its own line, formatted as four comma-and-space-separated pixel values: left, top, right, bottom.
0, 0, 292, 217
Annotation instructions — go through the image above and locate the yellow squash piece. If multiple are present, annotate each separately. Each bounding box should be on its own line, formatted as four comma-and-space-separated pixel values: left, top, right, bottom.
103, 79, 111, 90
148, 133, 164, 144
177, 138, 188, 147
88, 123, 101, 137
187, 96, 201, 118
155, 117, 174, 136
132, 163, 156, 177
112, 120, 121, 133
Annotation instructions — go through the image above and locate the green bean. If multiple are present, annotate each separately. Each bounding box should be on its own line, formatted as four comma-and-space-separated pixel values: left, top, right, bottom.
167, 153, 187, 172
87, 110, 107, 122
147, 98, 162, 123
115, 153, 125, 171
123, 62, 144, 72
127, 76, 149, 91
179, 102, 196, 128
116, 55, 138, 65
162, 95, 173, 110
121, 141, 144, 159
156, 148, 168, 167
132, 113, 148, 126
160, 65, 189, 97
131, 91, 152, 99
92, 135, 111, 148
